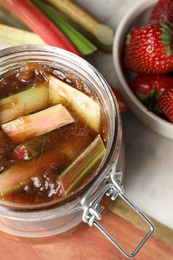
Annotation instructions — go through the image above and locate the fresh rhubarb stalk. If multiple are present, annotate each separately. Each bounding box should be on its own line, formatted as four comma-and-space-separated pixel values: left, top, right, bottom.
0, 23, 45, 46
47, 0, 114, 51
49, 75, 100, 133
4, 0, 80, 55
59, 135, 105, 195
2, 104, 74, 143
0, 146, 66, 197
0, 0, 28, 29
31, 0, 97, 56
0, 83, 49, 124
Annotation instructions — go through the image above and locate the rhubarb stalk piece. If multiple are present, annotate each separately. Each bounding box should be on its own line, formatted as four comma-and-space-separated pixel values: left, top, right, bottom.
59, 135, 106, 195
0, 147, 65, 197
12, 134, 52, 161
0, 134, 95, 197
0, 83, 49, 124
47, 0, 114, 51
31, 0, 97, 55
0, 23, 45, 46
49, 75, 100, 133
4, 0, 80, 55
2, 104, 74, 143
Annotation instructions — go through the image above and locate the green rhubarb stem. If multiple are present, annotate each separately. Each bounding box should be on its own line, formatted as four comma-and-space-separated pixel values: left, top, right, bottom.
47, 0, 114, 49
59, 135, 106, 195
0, 82, 48, 124
0, 23, 45, 46
31, 0, 97, 55
4, 0, 80, 55
0, 146, 67, 197
2, 104, 74, 143
0, 133, 94, 197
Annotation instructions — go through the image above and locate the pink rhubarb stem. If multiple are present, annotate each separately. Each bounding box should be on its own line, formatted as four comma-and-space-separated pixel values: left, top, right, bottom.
4, 0, 80, 55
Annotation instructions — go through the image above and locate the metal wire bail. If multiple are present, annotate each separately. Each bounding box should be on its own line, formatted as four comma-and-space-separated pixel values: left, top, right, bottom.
82, 170, 154, 258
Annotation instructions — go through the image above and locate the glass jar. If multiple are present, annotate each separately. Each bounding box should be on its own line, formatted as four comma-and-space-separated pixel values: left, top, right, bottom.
0, 45, 153, 258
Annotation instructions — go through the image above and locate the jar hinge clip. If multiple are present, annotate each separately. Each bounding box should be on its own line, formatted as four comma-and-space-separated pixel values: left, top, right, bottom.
82, 171, 154, 258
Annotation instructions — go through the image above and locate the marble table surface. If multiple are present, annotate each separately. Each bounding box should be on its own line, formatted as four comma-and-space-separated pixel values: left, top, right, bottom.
0, 0, 172, 232
79, 0, 173, 230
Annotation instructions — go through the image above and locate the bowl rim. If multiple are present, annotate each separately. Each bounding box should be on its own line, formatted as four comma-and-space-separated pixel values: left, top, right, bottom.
113, 0, 173, 138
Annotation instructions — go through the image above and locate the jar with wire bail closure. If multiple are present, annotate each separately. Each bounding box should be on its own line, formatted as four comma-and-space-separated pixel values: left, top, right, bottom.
0, 45, 154, 258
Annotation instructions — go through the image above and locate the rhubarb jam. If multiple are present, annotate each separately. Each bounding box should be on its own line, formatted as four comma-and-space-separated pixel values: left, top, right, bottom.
0, 63, 108, 205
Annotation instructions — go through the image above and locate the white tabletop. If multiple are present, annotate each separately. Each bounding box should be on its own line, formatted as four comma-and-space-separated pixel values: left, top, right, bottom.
78, 0, 173, 230
0, 0, 172, 230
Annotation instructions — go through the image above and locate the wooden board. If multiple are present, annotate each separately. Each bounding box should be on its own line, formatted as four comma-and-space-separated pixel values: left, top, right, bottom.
0, 198, 173, 260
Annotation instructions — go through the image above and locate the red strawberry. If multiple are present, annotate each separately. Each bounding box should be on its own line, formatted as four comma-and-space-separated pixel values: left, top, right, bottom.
168, 1, 173, 24
150, 0, 173, 24
124, 23, 173, 74
131, 74, 173, 109
131, 74, 173, 99
157, 88, 173, 122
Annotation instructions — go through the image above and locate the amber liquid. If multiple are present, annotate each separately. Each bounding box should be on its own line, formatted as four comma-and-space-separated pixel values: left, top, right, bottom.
0, 63, 107, 205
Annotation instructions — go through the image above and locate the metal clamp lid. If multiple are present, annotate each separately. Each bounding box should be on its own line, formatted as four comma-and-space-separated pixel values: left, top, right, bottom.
81, 170, 154, 258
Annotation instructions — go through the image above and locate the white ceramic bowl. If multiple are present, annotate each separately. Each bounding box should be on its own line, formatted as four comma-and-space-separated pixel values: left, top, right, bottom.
113, 0, 173, 139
